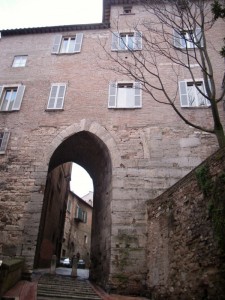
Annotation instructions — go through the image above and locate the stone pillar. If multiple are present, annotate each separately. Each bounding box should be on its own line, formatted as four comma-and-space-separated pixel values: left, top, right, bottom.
71, 258, 77, 278
50, 255, 57, 274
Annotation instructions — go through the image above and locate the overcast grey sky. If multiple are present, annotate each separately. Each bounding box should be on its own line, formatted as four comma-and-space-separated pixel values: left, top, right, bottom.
0, 0, 103, 30
70, 164, 93, 198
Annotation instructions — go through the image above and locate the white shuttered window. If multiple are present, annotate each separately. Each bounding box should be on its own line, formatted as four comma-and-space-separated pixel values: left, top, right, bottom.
173, 28, 203, 49
112, 31, 142, 51
52, 33, 83, 54
0, 85, 25, 111
179, 80, 210, 107
0, 132, 10, 154
47, 84, 66, 110
108, 82, 142, 108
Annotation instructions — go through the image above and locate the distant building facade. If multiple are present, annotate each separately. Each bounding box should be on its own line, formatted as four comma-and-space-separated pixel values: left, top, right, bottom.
61, 190, 92, 266
35, 163, 72, 268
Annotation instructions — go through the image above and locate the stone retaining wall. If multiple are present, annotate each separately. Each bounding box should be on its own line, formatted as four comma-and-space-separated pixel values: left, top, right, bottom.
146, 148, 225, 299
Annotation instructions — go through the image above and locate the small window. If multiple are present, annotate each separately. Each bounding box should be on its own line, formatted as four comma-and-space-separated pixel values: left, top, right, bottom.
67, 199, 72, 213
174, 28, 203, 49
52, 33, 83, 54
12, 55, 27, 67
83, 211, 87, 223
108, 82, 142, 108
47, 83, 66, 110
179, 80, 210, 107
75, 206, 87, 222
0, 131, 10, 154
112, 31, 142, 51
84, 235, 88, 244
123, 5, 132, 14
0, 85, 25, 111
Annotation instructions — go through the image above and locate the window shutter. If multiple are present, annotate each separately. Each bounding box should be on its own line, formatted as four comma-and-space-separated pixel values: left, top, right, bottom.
111, 32, 119, 51
195, 28, 203, 48
0, 86, 3, 99
74, 33, 83, 53
0, 132, 10, 153
201, 80, 211, 106
108, 82, 117, 108
0, 85, 3, 109
56, 84, 66, 108
134, 82, 142, 107
134, 31, 142, 50
173, 29, 182, 48
179, 81, 189, 107
83, 211, 87, 223
52, 35, 62, 53
12, 85, 25, 110
48, 85, 58, 109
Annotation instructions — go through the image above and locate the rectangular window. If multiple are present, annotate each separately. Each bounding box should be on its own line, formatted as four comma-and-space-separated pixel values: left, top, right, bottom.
75, 206, 86, 222
12, 55, 27, 67
108, 81, 142, 108
123, 5, 132, 14
0, 131, 10, 154
52, 33, 83, 54
67, 199, 72, 213
112, 31, 142, 51
0, 85, 25, 111
174, 28, 202, 49
179, 80, 210, 107
47, 83, 66, 110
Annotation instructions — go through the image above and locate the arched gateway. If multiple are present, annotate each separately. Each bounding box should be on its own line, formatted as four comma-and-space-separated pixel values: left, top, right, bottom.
26, 120, 121, 287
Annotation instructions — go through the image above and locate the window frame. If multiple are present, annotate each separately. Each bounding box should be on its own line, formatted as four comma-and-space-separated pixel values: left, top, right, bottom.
122, 5, 133, 14
108, 81, 142, 109
52, 33, 83, 54
47, 83, 67, 110
0, 84, 25, 112
112, 31, 142, 51
12, 55, 28, 67
0, 131, 10, 154
67, 199, 72, 213
179, 79, 210, 107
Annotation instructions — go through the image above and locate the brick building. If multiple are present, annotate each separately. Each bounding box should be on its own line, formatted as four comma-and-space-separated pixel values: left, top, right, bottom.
35, 163, 72, 268
0, 0, 224, 294
61, 190, 93, 266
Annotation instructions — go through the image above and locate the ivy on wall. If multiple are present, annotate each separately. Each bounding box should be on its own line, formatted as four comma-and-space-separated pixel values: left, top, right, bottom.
195, 164, 225, 252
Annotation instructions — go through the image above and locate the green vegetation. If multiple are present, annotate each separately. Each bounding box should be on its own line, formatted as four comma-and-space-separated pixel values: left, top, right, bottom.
195, 164, 225, 252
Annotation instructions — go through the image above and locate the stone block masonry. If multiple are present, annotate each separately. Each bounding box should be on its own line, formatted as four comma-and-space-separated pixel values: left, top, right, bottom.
146, 147, 225, 299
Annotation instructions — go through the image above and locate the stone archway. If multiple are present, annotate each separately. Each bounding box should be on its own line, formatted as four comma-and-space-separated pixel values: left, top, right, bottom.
33, 119, 121, 286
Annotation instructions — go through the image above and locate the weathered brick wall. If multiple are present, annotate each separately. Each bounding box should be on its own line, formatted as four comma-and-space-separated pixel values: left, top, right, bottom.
0, 1, 224, 294
146, 147, 225, 299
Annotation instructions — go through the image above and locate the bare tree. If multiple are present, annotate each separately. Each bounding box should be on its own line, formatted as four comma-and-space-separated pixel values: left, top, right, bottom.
100, 0, 225, 148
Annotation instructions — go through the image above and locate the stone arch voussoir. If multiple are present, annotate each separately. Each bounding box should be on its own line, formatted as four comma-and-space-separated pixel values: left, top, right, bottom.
45, 119, 121, 169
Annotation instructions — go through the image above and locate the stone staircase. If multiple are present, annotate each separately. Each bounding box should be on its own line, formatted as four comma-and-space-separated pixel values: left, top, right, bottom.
37, 274, 102, 300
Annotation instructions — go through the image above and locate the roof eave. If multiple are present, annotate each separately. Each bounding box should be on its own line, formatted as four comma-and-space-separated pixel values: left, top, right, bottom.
1, 22, 110, 36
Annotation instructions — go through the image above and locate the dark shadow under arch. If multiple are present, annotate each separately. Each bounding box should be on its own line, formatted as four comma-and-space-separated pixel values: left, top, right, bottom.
35, 130, 112, 285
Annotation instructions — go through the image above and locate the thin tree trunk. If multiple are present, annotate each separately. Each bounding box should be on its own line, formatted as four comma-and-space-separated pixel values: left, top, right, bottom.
215, 125, 225, 148
211, 100, 225, 148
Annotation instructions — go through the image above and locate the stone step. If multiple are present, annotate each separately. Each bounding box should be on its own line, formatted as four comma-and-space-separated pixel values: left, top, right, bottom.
38, 292, 102, 300
37, 274, 102, 300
